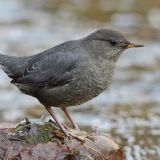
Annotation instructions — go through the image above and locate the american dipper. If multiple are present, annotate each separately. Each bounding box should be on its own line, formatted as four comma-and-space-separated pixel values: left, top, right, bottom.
0, 29, 143, 132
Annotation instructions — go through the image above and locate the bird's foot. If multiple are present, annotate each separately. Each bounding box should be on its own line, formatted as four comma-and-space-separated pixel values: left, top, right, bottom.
48, 119, 87, 143
63, 127, 90, 143
51, 125, 87, 143
66, 131, 86, 143
40, 112, 48, 120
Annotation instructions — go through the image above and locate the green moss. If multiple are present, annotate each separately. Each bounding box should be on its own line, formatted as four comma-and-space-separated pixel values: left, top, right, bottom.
10, 120, 64, 144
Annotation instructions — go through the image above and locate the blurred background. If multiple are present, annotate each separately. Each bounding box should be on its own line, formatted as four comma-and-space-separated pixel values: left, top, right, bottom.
0, 0, 160, 159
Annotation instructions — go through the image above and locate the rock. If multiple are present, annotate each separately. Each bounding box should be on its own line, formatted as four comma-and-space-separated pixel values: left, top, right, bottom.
0, 120, 124, 160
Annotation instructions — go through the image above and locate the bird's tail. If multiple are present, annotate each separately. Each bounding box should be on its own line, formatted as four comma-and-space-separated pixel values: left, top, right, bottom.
0, 54, 29, 78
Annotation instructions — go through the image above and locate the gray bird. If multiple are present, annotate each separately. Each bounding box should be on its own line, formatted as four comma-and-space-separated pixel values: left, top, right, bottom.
0, 29, 143, 132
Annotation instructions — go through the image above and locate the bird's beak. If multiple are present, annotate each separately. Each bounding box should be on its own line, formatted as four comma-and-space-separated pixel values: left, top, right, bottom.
127, 43, 144, 48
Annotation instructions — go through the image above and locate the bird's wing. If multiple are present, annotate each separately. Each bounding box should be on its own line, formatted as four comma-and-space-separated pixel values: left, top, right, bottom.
11, 51, 78, 87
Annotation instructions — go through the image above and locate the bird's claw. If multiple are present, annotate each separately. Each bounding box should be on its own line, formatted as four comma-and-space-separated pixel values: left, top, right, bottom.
63, 129, 88, 143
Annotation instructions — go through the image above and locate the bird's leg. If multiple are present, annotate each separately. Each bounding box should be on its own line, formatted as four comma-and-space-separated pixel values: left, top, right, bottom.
61, 107, 80, 131
46, 107, 85, 142
45, 107, 66, 132
40, 111, 48, 120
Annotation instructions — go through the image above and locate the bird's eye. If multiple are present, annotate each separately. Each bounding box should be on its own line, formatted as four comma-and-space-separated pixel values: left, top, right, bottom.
109, 40, 118, 46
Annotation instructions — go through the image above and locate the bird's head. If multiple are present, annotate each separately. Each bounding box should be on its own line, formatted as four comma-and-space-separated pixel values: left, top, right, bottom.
84, 29, 143, 60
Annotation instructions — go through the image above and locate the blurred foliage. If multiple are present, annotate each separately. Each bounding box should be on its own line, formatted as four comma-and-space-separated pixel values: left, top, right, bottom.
28, 0, 160, 22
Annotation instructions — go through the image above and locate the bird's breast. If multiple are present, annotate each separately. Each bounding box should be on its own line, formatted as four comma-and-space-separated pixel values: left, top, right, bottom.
68, 60, 115, 100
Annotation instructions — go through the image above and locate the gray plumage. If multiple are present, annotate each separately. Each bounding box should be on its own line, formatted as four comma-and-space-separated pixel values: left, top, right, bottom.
0, 29, 142, 108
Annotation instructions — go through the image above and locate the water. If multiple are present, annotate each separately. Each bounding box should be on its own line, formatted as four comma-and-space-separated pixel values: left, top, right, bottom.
0, 0, 160, 159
